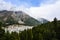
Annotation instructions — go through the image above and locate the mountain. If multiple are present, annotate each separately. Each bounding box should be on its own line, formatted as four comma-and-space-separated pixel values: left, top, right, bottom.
37, 18, 49, 23
0, 10, 41, 26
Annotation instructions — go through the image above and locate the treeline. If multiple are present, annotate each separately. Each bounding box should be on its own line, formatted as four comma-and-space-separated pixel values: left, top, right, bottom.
0, 18, 60, 40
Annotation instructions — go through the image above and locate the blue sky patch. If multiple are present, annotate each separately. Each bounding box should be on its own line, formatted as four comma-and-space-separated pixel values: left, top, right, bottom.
4, 0, 44, 7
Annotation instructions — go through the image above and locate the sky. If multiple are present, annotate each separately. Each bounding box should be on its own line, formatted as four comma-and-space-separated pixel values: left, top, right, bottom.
0, 0, 60, 21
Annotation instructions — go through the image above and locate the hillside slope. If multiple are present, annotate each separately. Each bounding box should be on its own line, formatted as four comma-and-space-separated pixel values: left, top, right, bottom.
0, 10, 41, 26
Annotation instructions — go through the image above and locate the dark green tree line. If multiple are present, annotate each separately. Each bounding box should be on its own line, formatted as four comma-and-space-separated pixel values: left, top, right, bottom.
0, 18, 60, 40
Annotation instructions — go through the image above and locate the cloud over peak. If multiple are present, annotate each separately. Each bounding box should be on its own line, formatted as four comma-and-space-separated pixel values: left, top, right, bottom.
27, 0, 60, 21
0, 0, 60, 21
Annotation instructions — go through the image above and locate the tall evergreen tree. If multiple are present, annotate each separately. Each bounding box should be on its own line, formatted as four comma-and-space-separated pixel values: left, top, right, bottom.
53, 17, 58, 32
0, 21, 5, 40
53, 17, 57, 28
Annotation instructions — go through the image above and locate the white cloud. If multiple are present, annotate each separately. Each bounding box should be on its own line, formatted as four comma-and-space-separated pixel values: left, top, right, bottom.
0, 0, 60, 21
0, 0, 13, 10
0, 0, 28, 11
26, 0, 60, 21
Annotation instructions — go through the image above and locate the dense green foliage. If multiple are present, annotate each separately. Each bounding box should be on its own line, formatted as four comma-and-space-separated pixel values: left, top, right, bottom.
0, 18, 60, 40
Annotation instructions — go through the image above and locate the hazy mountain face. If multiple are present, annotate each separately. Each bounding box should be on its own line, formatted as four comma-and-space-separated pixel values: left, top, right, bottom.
37, 18, 49, 23
0, 10, 41, 26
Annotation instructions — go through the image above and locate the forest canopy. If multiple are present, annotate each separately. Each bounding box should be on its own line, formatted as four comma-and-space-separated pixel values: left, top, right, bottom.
0, 18, 60, 40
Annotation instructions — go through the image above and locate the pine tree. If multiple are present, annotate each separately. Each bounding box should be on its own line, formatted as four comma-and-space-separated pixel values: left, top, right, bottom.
53, 17, 58, 32
0, 21, 5, 40
53, 17, 57, 28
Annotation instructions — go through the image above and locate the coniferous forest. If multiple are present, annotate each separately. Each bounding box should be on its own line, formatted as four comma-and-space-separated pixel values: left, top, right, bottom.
0, 18, 60, 40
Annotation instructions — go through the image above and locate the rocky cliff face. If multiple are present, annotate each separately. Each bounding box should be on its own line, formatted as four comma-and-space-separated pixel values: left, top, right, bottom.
0, 10, 41, 26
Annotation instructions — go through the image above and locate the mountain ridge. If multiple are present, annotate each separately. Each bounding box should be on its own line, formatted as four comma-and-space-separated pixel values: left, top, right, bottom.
37, 18, 49, 23
0, 10, 41, 26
